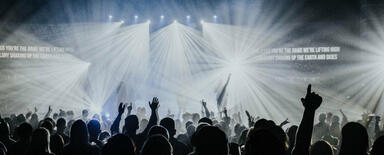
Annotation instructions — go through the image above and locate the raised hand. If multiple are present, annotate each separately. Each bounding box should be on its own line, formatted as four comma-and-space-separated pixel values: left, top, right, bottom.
223, 107, 228, 117
149, 97, 159, 111
127, 102, 133, 112
48, 105, 52, 113
26, 112, 32, 119
34, 107, 38, 113
118, 102, 126, 114
301, 84, 322, 111
201, 100, 207, 107
280, 118, 290, 127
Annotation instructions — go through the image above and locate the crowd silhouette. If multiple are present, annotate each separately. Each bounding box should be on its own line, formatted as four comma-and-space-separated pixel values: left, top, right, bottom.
0, 84, 383, 155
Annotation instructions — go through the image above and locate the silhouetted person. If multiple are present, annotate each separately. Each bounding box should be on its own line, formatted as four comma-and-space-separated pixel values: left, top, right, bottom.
141, 135, 172, 155
229, 142, 240, 155
198, 117, 212, 125
238, 129, 249, 146
286, 125, 298, 155
50, 134, 64, 155
329, 115, 340, 138
160, 117, 189, 155
26, 128, 54, 155
244, 128, 286, 155
101, 134, 135, 155
292, 84, 323, 155
63, 120, 99, 155
87, 120, 103, 148
111, 97, 159, 150
312, 113, 329, 143
191, 126, 228, 155
82, 110, 89, 122
0, 121, 15, 149
30, 114, 39, 129
8, 122, 33, 155
148, 125, 169, 139
43, 118, 56, 129
56, 118, 69, 144
98, 131, 110, 144
231, 124, 245, 143
309, 140, 334, 155
41, 120, 54, 134
370, 136, 384, 155
339, 122, 368, 155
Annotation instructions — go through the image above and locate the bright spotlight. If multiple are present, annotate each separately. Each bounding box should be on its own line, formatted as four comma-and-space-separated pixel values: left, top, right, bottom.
147, 20, 151, 24
120, 20, 125, 23
174, 20, 178, 23
160, 15, 164, 19
213, 15, 217, 19
186, 15, 190, 19
200, 20, 205, 24
134, 15, 138, 19
227, 58, 244, 75
108, 15, 113, 19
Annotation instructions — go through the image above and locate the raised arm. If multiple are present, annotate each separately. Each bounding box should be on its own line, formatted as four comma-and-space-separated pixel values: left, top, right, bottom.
279, 118, 290, 128
339, 109, 348, 127
44, 105, 53, 119
127, 102, 133, 115
141, 97, 159, 135
202, 100, 211, 118
111, 103, 126, 135
292, 84, 322, 155
245, 110, 255, 128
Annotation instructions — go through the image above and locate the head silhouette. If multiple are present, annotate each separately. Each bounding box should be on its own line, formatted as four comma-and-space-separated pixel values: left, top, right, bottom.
56, 118, 66, 133
319, 113, 326, 123
370, 136, 384, 155
245, 129, 285, 155
29, 128, 51, 154
238, 129, 249, 146
141, 135, 172, 155
186, 124, 195, 138
287, 125, 298, 146
192, 126, 228, 155
339, 122, 368, 155
41, 120, 54, 134
16, 122, 33, 141
148, 125, 169, 139
332, 115, 340, 123
99, 131, 111, 142
51, 134, 64, 155
0, 121, 10, 137
70, 120, 89, 145
192, 113, 200, 124
185, 121, 193, 129
124, 115, 139, 134
310, 140, 334, 155
198, 117, 213, 125
229, 142, 241, 155
82, 109, 89, 118
160, 117, 176, 137
87, 120, 101, 139
102, 134, 135, 155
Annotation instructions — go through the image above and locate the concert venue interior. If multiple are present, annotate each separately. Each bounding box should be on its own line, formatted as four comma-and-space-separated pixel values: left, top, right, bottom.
2, 0, 384, 155
0, 0, 383, 130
